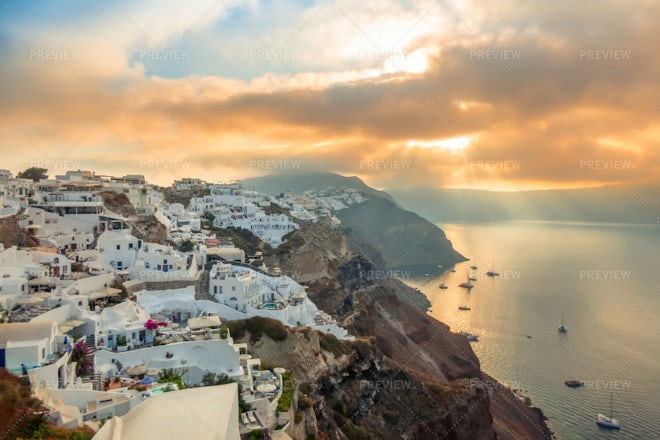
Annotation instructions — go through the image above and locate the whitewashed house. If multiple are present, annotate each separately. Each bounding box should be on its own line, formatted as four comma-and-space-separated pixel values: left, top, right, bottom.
208, 262, 352, 340
0, 321, 70, 382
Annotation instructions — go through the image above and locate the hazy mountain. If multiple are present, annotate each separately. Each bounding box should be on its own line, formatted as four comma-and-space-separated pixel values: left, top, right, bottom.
388, 185, 660, 224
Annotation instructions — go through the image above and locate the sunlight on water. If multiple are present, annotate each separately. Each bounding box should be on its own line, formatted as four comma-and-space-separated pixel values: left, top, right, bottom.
405, 221, 660, 440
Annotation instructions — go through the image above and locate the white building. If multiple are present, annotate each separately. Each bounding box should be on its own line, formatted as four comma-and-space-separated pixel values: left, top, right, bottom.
208, 262, 352, 340
96, 231, 140, 272
0, 321, 72, 389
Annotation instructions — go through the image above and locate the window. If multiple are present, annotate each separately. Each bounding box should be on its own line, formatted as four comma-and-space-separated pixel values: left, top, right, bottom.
232, 286, 236, 291
116, 244, 121, 250
42, 348, 46, 358
128, 243, 133, 250
213, 286, 217, 294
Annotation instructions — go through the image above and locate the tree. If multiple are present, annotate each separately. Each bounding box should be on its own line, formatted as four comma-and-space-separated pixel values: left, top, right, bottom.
16, 167, 48, 182
179, 239, 194, 252
202, 211, 215, 224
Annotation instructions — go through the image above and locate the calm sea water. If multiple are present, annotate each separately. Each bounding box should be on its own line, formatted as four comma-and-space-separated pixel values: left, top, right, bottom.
403, 221, 660, 440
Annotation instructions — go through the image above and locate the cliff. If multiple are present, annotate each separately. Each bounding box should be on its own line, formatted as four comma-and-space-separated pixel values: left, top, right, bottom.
243, 173, 466, 274
245, 216, 552, 439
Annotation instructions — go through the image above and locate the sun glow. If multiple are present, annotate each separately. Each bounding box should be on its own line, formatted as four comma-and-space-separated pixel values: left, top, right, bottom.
407, 136, 474, 152
383, 49, 430, 74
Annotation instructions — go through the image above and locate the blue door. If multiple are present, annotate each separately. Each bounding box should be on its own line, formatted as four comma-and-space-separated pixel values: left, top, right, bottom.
0, 348, 5, 368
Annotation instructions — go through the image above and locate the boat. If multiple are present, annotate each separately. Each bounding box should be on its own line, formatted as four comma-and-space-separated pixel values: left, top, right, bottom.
458, 305, 471, 311
564, 380, 584, 388
459, 331, 478, 342
470, 265, 478, 270
449, 269, 456, 273
439, 283, 448, 289
596, 393, 620, 429
468, 276, 477, 281
486, 262, 500, 277
558, 309, 567, 333
458, 273, 474, 289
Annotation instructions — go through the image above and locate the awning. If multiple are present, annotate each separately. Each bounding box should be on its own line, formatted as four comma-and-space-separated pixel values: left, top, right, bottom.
28, 277, 55, 286
61, 319, 85, 328
58, 324, 74, 333
88, 287, 122, 300
16, 296, 44, 305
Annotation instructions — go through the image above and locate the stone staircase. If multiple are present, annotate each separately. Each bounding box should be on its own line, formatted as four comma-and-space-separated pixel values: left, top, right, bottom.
80, 335, 102, 390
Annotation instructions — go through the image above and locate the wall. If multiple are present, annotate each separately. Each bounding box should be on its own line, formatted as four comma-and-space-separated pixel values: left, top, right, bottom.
95, 339, 242, 385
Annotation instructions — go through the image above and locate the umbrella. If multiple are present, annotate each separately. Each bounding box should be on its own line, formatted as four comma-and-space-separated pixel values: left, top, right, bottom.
126, 365, 148, 376
256, 383, 277, 393
140, 377, 156, 385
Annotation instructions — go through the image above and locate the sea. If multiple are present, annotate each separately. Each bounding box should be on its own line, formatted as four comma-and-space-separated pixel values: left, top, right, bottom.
402, 221, 660, 440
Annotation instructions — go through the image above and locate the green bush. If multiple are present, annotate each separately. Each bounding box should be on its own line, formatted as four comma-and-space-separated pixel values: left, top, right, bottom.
277, 373, 295, 412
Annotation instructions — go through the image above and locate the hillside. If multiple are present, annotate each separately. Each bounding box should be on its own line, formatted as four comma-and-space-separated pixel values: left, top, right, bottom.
254, 215, 552, 439
244, 173, 466, 274
335, 197, 466, 273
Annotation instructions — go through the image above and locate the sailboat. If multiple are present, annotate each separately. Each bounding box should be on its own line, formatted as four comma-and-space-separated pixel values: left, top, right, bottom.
459, 331, 479, 342
596, 393, 620, 429
558, 309, 567, 333
486, 262, 500, 277
458, 272, 473, 289
458, 304, 471, 311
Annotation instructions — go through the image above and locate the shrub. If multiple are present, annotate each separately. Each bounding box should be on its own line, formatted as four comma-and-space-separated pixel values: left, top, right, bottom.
318, 332, 345, 356
298, 396, 313, 410
228, 317, 287, 343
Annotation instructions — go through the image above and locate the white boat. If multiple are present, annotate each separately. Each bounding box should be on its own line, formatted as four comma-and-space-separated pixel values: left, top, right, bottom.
458, 305, 471, 311
459, 331, 478, 342
459, 272, 474, 289
486, 262, 500, 277
558, 309, 567, 333
596, 393, 620, 429
439, 283, 448, 289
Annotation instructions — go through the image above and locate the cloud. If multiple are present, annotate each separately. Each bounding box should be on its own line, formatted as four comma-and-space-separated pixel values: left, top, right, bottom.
0, 0, 658, 190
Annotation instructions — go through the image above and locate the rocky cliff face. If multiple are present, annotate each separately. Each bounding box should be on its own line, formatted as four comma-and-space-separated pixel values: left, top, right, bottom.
242, 217, 552, 439
100, 193, 168, 244
0, 214, 32, 248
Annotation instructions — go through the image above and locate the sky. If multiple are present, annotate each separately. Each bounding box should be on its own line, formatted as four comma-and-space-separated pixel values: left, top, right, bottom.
0, 0, 658, 191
